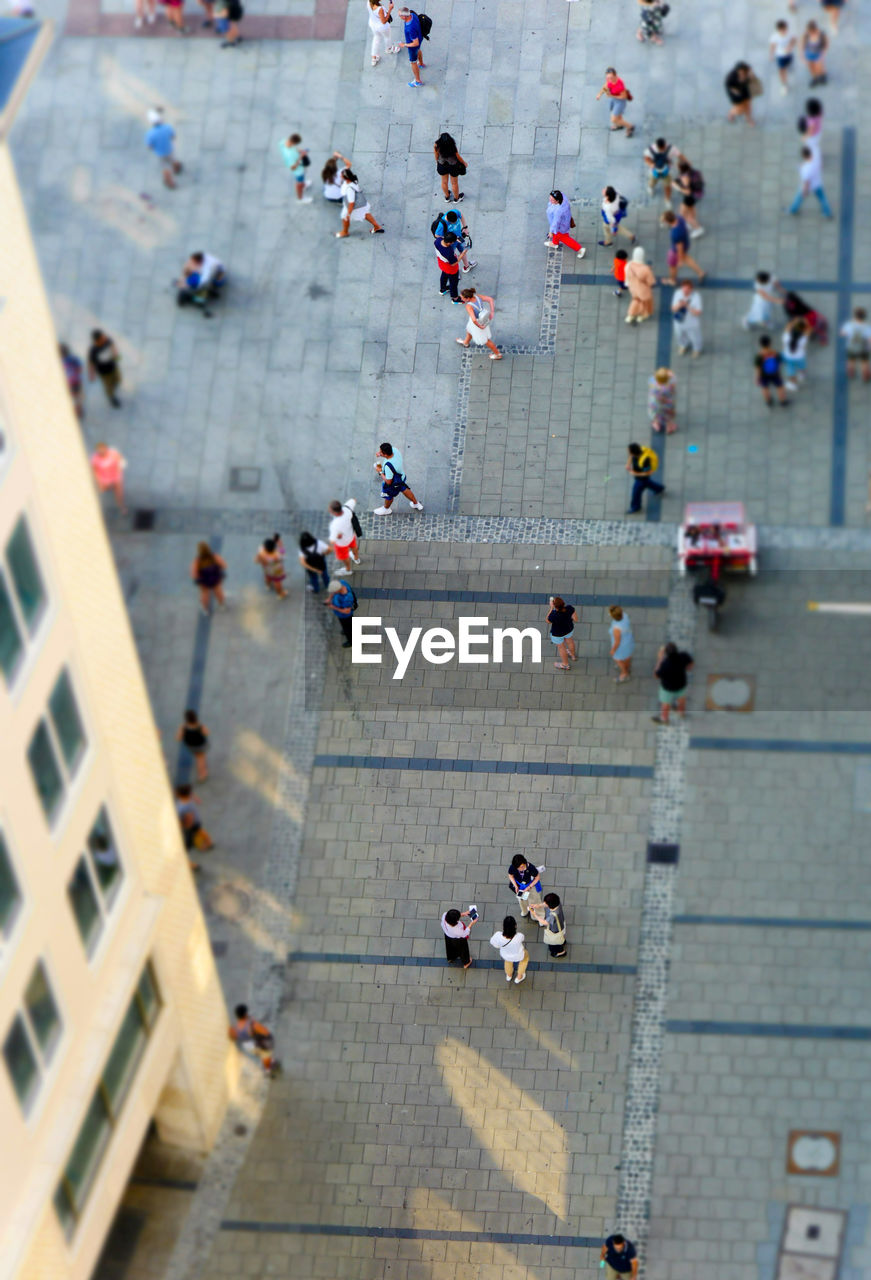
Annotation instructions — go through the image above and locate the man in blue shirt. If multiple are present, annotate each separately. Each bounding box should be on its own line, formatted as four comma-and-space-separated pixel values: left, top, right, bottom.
434, 231, 462, 301
432, 209, 477, 273
397, 7, 425, 86
146, 107, 183, 190
600, 1233, 638, 1280
660, 208, 704, 286
373, 442, 424, 515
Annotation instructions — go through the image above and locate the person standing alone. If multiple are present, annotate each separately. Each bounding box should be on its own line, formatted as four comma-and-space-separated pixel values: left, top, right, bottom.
373, 443, 424, 515
88, 330, 123, 408
434, 132, 465, 202
544, 190, 586, 258
397, 6, 425, 86
625, 443, 664, 514
145, 107, 183, 190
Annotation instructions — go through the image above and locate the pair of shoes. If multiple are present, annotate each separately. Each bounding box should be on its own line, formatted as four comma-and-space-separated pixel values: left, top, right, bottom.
111, 396, 122, 408
411, 502, 424, 511
598, 240, 613, 247
297, 196, 312, 204
505, 973, 512, 982
577, 246, 586, 259
690, 226, 705, 238
651, 715, 665, 724
305, 583, 315, 592
373, 506, 393, 516
462, 260, 478, 272
514, 974, 526, 984
440, 288, 449, 295
553, 951, 567, 958
456, 338, 470, 346
451, 298, 462, 304
613, 288, 625, 297
371, 54, 380, 64
625, 507, 641, 515
489, 351, 503, 359
780, 399, 792, 407
543, 239, 554, 247
370, 227, 385, 234
408, 80, 422, 87
455, 192, 465, 201
624, 314, 637, 325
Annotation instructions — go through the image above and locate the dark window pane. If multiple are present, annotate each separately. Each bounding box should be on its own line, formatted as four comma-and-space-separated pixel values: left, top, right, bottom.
68, 859, 102, 954
53, 1183, 76, 1237
0, 832, 21, 939
3, 1015, 39, 1111
48, 670, 86, 775
6, 517, 45, 633
63, 1090, 111, 1211
0, 572, 23, 683
27, 720, 64, 821
88, 808, 122, 904
24, 962, 61, 1062
137, 964, 160, 1027
102, 998, 146, 1113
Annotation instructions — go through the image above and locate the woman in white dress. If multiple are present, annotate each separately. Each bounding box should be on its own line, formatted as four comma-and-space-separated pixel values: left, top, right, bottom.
367, 0, 394, 65
457, 287, 503, 359
336, 167, 384, 238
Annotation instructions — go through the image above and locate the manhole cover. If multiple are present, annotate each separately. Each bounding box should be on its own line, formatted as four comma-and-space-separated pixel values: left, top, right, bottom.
705, 674, 755, 713
229, 467, 262, 493
206, 883, 251, 922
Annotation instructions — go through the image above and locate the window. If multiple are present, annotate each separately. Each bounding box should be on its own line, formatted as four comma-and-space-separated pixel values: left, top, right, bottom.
54, 963, 160, 1234
3, 961, 62, 1113
68, 808, 124, 954
27, 668, 87, 823
6, 517, 46, 633
0, 830, 22, 942
0, 572, 23, 682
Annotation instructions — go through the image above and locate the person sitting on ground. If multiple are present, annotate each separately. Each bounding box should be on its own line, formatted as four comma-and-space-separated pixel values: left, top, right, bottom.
229, 1004, 280, 1076
322, 150, 351, 201
176, 251, 226, 311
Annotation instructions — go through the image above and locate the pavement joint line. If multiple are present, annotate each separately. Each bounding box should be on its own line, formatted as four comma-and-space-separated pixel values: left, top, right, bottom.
312, 755, 655, 779
175, 533, 222, 787
354, 587, 670, 607
666, 1020, 871, 1041
288, 951, 638, 975
130, 1176, 199, 1192
673, 914, 871, 931
690, 737, 871, 754
218, 1222, 602, 1248
830, 125, 858, 527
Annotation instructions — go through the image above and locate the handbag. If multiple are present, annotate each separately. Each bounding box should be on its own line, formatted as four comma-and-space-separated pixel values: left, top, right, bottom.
569, 217, 576, 228
748, 72, 763, 98
301, 154, 311, 168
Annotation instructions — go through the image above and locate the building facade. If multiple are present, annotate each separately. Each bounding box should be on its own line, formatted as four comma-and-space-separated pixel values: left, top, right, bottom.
0, 31, 236, 1280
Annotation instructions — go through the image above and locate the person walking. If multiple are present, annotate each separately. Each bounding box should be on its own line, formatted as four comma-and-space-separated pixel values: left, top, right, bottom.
625, 442, 665, 514
457, 287, 503, 359
87, 330, 123, 408
336, 167, 384, 237
596, 67, 635, 137
636, 0, 666, 44
367, 0, 393, 65
612, 249, 629, 297
90, 442, 128, 513
545, 595, 578, 671
299, 532, 331, 591
229, 1005, 280, 1077
145, 107, 183, 189
175, 783, 214, 866
434, 132, 466, 202
800, 96, 825, 146
440, 907, 476, 968
652, 642, 693, 725
674, 160, 705, 237
608, 605, 634, 682
643, 137, 683, 206
133, 0, 157, 28
788, 145, 833, 217
770, 19, 796, 94
801, 21, 828, 84
489, 916, 530, 984
323, 578, 357, 647
624, 247, 656, 324
544, 190, 586, 258
176, 709, 210, 782
280, 133, 312, 203
599, 187, 635, 247
742, 270, 784, 330
601, 1233, 639, 1280
754, 335, 791, 407
163, 0, 186, 35
661, 211, 705, 286
507, 854, 544, 919
671, 280, 703, 357
725, 62, 756, 125
59, 343, 85, 419
397, 6, 425, 86
841, 307, 871, 382
214, 0, 244, 48
821, 0, 845, 37
435, 230, 462, 302
373, 443, 424, 515
782, 318, 810, 390
190, 542, 227, 614
531, 893, 567, 957
327, 498, 362, 573
647, 367, 677, 434
254, 535, 288, 598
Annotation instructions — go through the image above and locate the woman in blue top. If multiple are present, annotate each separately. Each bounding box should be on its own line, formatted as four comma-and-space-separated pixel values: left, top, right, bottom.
280, 133, 311, 203
507, 855, 544, 919
608, 605, 634, 683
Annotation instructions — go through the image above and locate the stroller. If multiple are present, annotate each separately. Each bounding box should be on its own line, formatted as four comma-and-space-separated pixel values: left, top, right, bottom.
783, 289, 829, 345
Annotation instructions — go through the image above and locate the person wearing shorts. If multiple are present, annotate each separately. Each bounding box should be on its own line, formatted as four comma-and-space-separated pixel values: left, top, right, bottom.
398, 7, 425, 86
821, 0, 845, 37
327, 498, 361, 571
652, 642, 693, 725
434, 132, 465, 202
145, 108, 183, 189
754, 335, 791, 407
596, 67, 634, 137
841, 308, 871, 382
769, 20, 796, 94
545, 596, 578, 670
660, 210, 704, 285
373, 443, 424, 515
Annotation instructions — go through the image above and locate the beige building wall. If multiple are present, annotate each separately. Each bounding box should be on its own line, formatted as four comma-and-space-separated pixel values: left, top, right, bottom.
0, 139, 237, 1280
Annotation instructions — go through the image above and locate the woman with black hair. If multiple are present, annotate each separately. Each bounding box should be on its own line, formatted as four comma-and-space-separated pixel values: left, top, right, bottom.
440, 908, 476, 968
336, 167, 384, 238
507, 854, 544, 918
489, 916, 530, 984
298, 532, 330, 592
434, 132, 466, 203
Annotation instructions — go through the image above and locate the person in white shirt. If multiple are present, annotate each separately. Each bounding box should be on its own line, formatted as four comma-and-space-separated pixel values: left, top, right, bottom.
788, 145, 832, 217
326, 498, 361, 572
598, 186, 635, 247
671, 279, 703, 356
440, 908, 476, 968
489, 916, 529, 984
841, 307, 871, 383
367, 0, 394, 64
769, 20, 796, 94
782, 317, 810, 390
336, 167, 384, 238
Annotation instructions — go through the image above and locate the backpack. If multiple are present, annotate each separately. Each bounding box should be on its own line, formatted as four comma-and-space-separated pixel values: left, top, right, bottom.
339, 579, 358, 611
617, 194, 629, 211
762, 352, 780, 376
344, 502, 363, 540
646, 144, 670, 173
414, 10, 432, 38
637, 446, 659, 473
689, 167, 705, 198
250, 1021, 274, 1052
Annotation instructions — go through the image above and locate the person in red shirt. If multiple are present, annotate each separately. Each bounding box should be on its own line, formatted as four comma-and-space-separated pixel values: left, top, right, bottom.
90, 443, 127, 513
613, 249, 629, 297
596, 67, 635, 137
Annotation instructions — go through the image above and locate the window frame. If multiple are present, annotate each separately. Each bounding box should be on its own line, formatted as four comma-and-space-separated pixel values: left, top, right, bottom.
26, 665, 90, 828
3, 957, 64, 1117
0, 825, 22, 951
67, 806, 125, 959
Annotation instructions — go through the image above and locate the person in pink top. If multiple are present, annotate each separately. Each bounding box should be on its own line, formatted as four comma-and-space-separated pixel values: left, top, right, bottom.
596, 67, 635, 138
90, 443, 127, 514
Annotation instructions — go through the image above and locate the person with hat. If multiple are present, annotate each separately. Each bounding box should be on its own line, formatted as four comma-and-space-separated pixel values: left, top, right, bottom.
145, 107, 183, 189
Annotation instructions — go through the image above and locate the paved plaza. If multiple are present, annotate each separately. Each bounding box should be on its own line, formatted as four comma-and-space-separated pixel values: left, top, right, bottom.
10, 0, 871, 1276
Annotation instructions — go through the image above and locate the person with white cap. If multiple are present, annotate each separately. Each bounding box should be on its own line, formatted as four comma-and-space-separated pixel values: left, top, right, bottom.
145, 108, 183, 190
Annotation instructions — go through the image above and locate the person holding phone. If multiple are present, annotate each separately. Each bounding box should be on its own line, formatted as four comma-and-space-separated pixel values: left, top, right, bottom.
440, 908, 476, 968
507, 854, 544, 918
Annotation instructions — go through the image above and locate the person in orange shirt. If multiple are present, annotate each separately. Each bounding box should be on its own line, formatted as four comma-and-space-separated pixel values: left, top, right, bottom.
613, 249, 629, 297
90, 442, 127, 514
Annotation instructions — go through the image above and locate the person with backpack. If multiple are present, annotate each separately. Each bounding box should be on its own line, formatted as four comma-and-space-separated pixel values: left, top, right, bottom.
433, 132, 465, 203
599, 186, 635, 247
434, 230, 462, 302
324, 578, 358, 647
625, 442, 665, 514
373, 442, 425, 515
643, 137, 684, 205
397, 6, 427, 86
754, 336, 791, 408
336, 166, 384, 237
229, 1004, 280, 1077
674, 160, 705, 238
431, 208, 477, 273
327, 498, 362, 573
